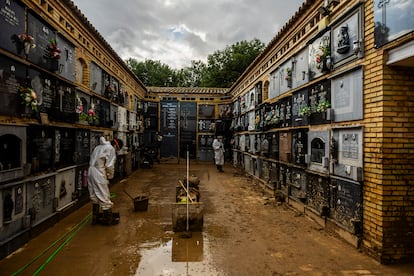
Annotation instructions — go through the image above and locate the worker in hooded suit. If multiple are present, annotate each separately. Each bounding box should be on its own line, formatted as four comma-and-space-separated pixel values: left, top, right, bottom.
88, 137, 119, 225
212, 136, 225, 172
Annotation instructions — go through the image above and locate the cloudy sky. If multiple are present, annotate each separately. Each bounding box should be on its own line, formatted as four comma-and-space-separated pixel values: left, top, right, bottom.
71, 0, 304, 69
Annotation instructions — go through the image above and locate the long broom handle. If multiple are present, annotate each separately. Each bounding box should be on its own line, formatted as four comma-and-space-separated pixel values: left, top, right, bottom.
186, 146, 189, 232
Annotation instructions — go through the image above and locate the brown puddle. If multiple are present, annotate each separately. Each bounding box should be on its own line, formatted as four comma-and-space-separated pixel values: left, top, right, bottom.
135, 232, 222, 275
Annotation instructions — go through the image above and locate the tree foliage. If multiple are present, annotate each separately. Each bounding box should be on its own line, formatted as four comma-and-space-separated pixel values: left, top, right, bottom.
126, 38, 264, 88
201, 38, 264, 87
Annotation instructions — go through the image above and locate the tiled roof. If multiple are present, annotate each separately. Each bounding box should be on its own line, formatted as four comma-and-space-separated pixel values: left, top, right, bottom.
147, 87, 229, 95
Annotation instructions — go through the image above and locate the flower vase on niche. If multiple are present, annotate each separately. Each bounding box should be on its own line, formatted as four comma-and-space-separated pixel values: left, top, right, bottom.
18, 34, 36, 56
47, 38, 61, 72
24, 41, 31, 55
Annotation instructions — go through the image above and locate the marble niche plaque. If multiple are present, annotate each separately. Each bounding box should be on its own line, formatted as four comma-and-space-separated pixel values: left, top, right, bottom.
332, 7, 363, 66
26, 174, 56, 226
293, 47, 309, 88
331, 68, 363, 122
268, 68, 281, 100
332, 127, 363, 181
279, 132, 292, 163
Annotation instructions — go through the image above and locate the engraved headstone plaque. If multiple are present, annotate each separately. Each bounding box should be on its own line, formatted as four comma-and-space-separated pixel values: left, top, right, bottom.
75, 129, 90, 164
160, 101, 179, 158
306, 173, 330, 216
330, 177, 362, 234
55, 128, 75, 169
292, 89, 309, 126
269, 69, 281, 100
26, 174, 56, 226
27, 126, 54, 173
293, 47, 309, 88
28, 69, 55, 114
279, 132, 292, 163
331, 68, 363, 122
292, 128, 308, 166
0, 0, 25, 55
309, 80, 331, 125
27, 12, 56, 70
90, 62, 103, 94
332, 127, 363, 181
290, 168, 307, 201
180, 102, 197, 158
332, 9, 362, 66
308, 31, 331, 79
0, 56, 26, 116
198, 104, 215, 119
280, 60, 293, 95
56, 34, 75, 81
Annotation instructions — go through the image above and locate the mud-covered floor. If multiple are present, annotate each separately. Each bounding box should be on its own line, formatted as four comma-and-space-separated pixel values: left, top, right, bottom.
1, 161, 414, 275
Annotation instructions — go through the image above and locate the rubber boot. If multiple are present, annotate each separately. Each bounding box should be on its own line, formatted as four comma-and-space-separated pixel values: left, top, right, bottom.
218, 165, 224, 172
216, 165, 220, 172
102, 209, 120, 225
92, 204, 100, 225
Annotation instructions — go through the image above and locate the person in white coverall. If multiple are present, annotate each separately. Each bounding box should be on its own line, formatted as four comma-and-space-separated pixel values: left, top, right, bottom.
88, 137, 118, 225
212, 136, 225, 172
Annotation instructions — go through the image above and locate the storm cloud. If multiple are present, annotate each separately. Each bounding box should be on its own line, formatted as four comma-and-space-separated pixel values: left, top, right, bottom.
72, 0, 304, 68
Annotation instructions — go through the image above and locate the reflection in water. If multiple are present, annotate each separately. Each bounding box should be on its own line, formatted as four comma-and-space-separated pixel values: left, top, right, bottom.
135, 232, 222, 275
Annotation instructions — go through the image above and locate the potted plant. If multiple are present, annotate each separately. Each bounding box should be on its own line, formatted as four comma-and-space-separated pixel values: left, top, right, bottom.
299, 105, 312, 117
316, 100, 331, 113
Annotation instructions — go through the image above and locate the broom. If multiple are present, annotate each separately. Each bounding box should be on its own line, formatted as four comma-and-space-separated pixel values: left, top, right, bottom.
180, 145, 192, 238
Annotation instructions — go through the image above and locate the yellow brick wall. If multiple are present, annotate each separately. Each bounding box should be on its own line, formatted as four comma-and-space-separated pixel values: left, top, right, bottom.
362, 0, 414, 263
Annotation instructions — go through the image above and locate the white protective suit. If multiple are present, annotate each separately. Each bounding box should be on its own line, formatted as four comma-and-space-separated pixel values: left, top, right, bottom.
88, 137, 116, 210
212, 137, 225, 166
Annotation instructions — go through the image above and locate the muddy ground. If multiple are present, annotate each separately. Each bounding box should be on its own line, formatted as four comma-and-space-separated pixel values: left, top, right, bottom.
1, 161, 414, 275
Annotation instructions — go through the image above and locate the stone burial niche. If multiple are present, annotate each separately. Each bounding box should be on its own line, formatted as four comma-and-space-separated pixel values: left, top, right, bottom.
306, 130, 330, 174
0, 125, 27, 183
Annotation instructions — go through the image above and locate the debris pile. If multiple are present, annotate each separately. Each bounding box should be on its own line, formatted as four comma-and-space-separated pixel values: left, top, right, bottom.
176, 175, 200, 203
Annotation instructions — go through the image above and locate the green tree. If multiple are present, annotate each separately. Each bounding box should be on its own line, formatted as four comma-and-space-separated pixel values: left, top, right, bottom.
125, 38, 264, 88
126, 58, 174, 87
201, 38, 265, 87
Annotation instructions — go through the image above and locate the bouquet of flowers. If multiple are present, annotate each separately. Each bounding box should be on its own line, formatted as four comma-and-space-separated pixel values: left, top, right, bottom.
285, 67, 292, 81
48, 38, 61, 59
87, 107, 99, 123
18, 33, 36, 54
19, 85, 38, 111
18, 34, 35, 46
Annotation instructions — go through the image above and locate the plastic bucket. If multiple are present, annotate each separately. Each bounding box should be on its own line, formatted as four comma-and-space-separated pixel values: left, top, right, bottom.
134, 195, 148, 211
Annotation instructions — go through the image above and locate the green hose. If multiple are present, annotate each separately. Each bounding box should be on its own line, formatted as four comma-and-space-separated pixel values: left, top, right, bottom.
11, 213, 91, 276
